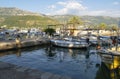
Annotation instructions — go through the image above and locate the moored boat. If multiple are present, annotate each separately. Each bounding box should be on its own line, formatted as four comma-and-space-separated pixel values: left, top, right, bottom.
50, 38, 90, 48
97, 46, 120, 56
80, 34, 98, 45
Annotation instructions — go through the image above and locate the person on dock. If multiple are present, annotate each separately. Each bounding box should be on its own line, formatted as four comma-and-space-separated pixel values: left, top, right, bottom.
86, 37, 90, 44
15, 34, 21, 47
112, 37, 117, 46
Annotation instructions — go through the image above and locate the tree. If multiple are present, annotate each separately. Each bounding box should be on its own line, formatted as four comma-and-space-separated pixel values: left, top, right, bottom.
110, 24, 119, 36
110, 24, 119, 51
96, 23, 107, 36
68, 16, 83, 25
67, 16, 83, 35
98, 23, 107, 30
44, 28, 56, 36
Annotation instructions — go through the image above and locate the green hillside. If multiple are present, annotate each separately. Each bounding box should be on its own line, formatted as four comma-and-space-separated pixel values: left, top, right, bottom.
0, 7, 40, 16
51, 15, 120, 26
0, 15, 59, 29
82, 16, 120, 25
0, 7, 59, 29
0, 7, 120, 29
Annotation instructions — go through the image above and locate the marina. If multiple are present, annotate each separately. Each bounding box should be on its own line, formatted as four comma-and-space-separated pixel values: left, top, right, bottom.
0, 0, 120, 78
0, 28, 120, 79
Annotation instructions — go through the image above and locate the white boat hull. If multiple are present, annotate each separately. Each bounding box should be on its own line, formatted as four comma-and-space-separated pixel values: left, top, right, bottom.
50, 39, 89, 48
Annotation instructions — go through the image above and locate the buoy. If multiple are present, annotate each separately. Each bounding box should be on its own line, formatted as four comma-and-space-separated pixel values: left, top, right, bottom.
96, 45, 101, 50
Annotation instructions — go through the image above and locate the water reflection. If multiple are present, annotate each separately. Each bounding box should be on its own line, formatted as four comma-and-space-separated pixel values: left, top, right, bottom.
45, 46, 102, 79
0, 49, 21, 57
98, 54, 120, 79
0, 46, 120, 79
45, 46, 56, 57
0, 45, 45, 57
45, 46, 90, 62
105, 56, 120, 79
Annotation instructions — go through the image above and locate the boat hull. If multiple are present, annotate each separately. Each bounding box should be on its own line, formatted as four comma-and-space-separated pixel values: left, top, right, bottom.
50, 39, 89, 48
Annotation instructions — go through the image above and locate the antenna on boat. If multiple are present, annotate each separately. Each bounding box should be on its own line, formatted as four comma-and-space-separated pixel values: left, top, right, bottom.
118, 19, 120, 28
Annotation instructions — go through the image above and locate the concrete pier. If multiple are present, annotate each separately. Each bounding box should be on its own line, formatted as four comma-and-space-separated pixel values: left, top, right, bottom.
0, 38, 49, 51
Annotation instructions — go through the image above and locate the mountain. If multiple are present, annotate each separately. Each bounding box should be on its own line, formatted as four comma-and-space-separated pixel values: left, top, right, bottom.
0, 7, 58, 28
81, 16, 120, 25
0, 15, 59, 28
0, 7, 41, 16
51, 15, 120, 26
0, 7, 120, 29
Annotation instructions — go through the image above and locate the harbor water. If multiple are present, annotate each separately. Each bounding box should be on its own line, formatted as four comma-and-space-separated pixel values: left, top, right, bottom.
0, 45, 120, 79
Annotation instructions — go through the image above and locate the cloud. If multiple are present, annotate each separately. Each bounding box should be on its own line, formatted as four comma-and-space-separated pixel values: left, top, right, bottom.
47, 5, 56, 10
48, 0, 87, 15
57, 0, 87, 13
113, 1, 120, 5
46, 0, 120, 17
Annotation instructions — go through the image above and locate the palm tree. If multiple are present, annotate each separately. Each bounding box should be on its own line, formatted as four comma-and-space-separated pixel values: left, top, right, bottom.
110, 24, 119, 51
110, 24, 119, 36
97, 23, 107, 36
67, 16, 83, 35
99, 23, 107, 30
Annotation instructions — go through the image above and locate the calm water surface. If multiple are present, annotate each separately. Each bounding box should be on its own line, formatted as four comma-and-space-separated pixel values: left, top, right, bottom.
0, 45, 120, 79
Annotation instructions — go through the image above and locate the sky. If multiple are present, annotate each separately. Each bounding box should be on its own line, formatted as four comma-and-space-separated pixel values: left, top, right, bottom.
0, 0, 120, 17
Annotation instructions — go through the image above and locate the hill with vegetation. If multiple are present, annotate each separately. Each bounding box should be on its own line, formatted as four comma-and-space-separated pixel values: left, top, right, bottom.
0, 15, 59, 29
51, 15, 120, 26
0, 7, 120, 29
0, 7, 59, 29
0, 7, 41, 16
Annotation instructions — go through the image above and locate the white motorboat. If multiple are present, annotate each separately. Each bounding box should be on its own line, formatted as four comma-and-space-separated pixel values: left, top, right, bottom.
50, 38, 90, 48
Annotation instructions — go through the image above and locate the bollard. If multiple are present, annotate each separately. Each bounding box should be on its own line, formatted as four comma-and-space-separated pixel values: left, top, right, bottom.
15, 38, 21, 48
